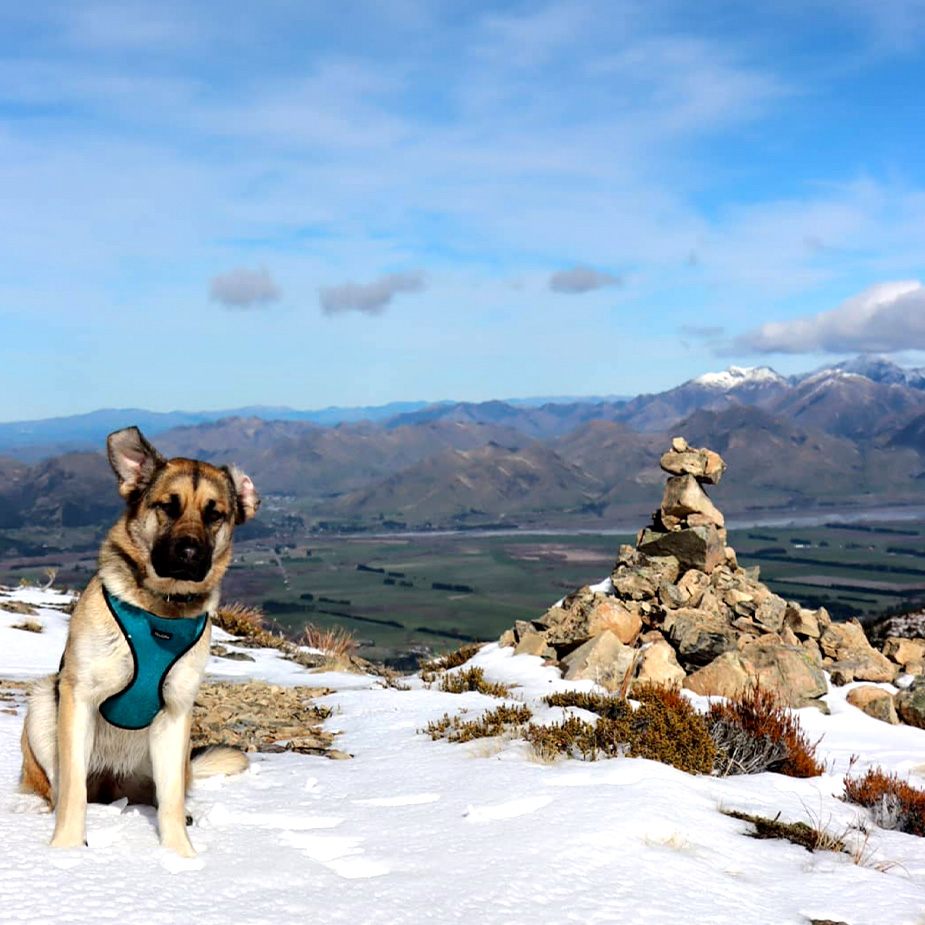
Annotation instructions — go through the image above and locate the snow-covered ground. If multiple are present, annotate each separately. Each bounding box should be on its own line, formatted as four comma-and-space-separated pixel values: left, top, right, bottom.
2, 585, 925, 925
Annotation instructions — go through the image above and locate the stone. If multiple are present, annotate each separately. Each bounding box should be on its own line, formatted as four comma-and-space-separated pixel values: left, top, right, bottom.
665, 608, 737, 668
637, 524, 726, 574
659, 446, 726, 484
724, 546, 739, 569
821, 620, 896, 684
671, 436, 689, 452
498, 629, 516, 648
739, 639, 828, 706
895, 676, 925, 729
559, 631, 636, 684
684, 651, 755, 699
611, 554, 680, 600
882, 637, 925, 669
660, 474, 725, 530
676, 570, 710, 607
634, 641, 686, 689
783, 604, 821, 639
846, 686, 899, 725
586, 598, 642, 644
514, 631, 554, 658
658, 581, 687, 610
754, 595, 787, 633
802, 637, 823, 666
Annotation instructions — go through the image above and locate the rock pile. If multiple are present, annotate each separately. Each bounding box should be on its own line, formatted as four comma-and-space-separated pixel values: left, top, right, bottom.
499, 438, 925, 717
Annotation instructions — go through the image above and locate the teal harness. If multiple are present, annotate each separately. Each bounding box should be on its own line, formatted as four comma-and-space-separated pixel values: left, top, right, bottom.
100, 585, 209, 730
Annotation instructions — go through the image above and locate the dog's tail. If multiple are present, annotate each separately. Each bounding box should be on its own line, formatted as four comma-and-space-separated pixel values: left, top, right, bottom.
190, 745, 248, 780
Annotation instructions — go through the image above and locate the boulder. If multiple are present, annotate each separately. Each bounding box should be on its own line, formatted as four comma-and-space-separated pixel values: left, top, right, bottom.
683, 651, 755, 699
753, 594, 788, 634
499, 629, 516, 648
846, 686, 899, 725
783, 604, 822, 639
821, 620, 896, 684
560, 631, 636, 684
895, 676, 925, 729
740, 639, 828, 706
676, 569, 710, 607
634, 640, 685, 689
539, 593, 642, 648
514, 631, 555, 658
660, 445, 726, 484
664, 608, 737, 668
882, 637, 925, 670
637, 524, 726, 574
660, 475, 725, 530
611, 555, 680, 601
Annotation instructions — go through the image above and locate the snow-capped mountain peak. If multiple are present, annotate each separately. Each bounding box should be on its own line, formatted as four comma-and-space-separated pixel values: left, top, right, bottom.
692, 365, 786, 390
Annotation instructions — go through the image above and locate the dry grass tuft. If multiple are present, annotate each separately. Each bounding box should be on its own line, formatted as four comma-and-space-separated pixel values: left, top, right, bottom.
419, 643, 484, 678
844, 765, 925, 837
12, 619, 43, 633
722, 809, 845, 853
708, 686, 824, 778
301, 623, 359, 662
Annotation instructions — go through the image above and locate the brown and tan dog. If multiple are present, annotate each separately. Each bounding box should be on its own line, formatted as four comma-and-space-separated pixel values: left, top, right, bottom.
20, 426, 259, 856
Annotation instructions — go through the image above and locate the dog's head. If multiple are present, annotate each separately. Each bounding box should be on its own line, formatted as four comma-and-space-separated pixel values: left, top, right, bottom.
106, 426, 259, 593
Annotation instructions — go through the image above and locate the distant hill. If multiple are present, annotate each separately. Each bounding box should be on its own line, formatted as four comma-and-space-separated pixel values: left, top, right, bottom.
3, 355, 925, 534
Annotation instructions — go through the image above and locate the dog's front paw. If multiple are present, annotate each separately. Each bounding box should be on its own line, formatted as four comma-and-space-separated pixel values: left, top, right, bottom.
161, 833, 197, 858
50, 831, 86, 849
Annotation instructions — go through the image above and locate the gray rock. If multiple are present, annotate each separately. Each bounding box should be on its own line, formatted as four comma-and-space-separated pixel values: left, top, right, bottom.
895, 676, 925, 729
659, 446, 726, 484
665, 607, 737, 668
638, 524, 726, 574
660, 474, 725, 530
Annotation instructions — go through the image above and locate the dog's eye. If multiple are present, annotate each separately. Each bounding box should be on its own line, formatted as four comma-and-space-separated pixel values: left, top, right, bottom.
154, 495, 181, 518
203, 506, 225, 524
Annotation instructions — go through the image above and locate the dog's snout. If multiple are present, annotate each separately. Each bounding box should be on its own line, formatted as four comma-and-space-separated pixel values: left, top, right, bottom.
174, 537, 203, 564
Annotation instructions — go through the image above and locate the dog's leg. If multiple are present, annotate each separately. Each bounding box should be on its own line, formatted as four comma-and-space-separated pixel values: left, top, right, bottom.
50, 680, 94, 848
150, 709, 196, 857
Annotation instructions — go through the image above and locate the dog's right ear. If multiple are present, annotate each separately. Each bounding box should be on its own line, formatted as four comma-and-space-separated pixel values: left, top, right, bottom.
107, 427, 165, 499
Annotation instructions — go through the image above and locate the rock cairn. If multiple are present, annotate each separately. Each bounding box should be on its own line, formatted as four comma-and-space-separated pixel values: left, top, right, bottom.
500, 438, 925, 719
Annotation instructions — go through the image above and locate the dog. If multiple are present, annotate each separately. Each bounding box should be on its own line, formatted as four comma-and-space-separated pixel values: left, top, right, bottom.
20, 426, 259, 856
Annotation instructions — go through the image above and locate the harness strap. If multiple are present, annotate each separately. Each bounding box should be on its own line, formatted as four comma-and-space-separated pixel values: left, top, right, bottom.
99, 585, 209, 730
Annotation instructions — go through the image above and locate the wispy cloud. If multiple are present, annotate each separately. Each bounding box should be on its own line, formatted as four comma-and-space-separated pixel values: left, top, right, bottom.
210, 267, 282, 309
680, 324, 725, 339
319, 272, 425, 316
549, 266, 622, 294
732, 281, 925, 354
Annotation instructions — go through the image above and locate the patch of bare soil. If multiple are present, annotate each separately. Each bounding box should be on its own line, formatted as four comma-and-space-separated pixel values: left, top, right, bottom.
191, 680, 347, 759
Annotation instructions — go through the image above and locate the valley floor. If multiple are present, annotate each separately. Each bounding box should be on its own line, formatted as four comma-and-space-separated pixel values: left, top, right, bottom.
1, 587, 925, 925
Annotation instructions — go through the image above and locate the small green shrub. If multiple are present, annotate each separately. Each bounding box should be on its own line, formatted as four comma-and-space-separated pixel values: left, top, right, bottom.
844, 766, 925, 837
524, 715, 601, 761
439, 666, 511, 698
708, 687, 824, 778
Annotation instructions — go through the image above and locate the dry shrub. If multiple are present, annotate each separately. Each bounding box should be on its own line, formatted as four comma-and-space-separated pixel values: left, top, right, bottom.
419, 643, 483, 679
439, 666, 511, 698
535, 684, 715, 774
425, 704, 533, 742
301, 623, 359, 662
844, 766, 925, 837
722, 809, 845, 853
708, 687, 823, 778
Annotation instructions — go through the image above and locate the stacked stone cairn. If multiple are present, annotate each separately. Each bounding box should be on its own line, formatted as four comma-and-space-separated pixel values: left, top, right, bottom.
499, 437, 925, 725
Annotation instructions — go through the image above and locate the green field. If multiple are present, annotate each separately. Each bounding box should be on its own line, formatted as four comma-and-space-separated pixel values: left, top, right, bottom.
4, 520, 925, 667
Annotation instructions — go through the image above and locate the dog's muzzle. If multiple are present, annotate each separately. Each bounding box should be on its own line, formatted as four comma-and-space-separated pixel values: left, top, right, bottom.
152, 534, 213, 582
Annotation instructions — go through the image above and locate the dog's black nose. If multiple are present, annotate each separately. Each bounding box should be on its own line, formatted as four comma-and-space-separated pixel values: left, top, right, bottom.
174, 537, 203, 565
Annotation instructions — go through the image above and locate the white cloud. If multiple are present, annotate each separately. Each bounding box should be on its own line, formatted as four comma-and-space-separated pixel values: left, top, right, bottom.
734, 281, 925, 354
319, 272, 425, 315
210, 267, 281, 308
549, 266, 622, 294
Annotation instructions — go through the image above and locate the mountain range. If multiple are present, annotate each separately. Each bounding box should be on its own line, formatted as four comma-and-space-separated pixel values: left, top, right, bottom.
2, 355, 925, 534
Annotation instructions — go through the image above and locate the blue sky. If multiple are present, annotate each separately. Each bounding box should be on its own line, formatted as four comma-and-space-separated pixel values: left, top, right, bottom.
2, 0, 925, 421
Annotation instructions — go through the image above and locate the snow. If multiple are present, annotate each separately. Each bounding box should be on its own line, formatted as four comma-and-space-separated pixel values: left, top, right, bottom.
3, 584, 925, 924
693, 366, 785, 390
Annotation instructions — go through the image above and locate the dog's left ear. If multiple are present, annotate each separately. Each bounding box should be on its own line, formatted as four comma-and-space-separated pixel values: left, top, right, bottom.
225, 466, 260, 524
107, 427, 166, 499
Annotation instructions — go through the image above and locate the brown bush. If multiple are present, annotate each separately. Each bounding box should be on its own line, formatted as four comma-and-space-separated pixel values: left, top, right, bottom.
425, 704, 533, 742
708, 687, 823, 778
844, 766, 925, 837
